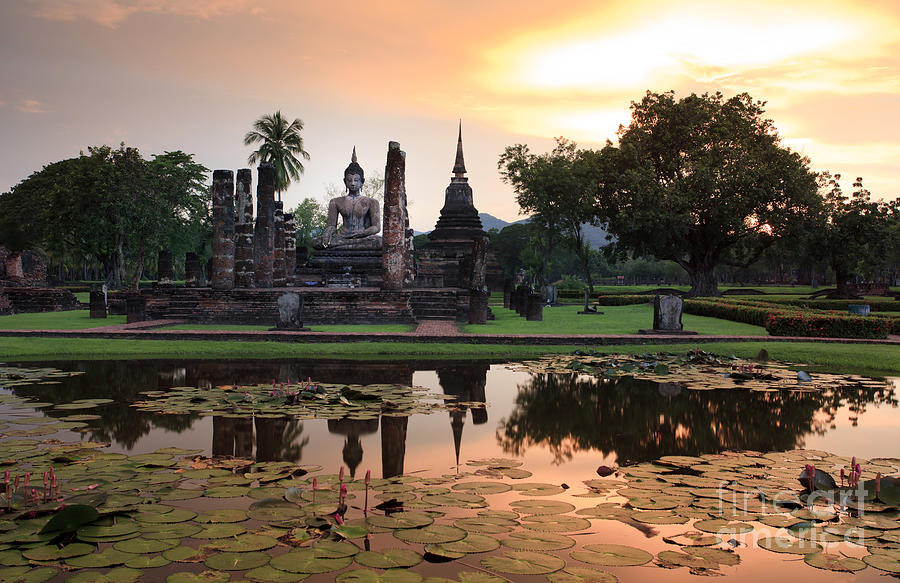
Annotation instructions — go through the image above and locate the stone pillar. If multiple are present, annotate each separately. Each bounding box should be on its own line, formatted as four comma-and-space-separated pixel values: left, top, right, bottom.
382, 142, 413, 290
157, 250, 174, 287
274, 292, 305, 329
526, 293, 543, 321
234, 169, 255, 288
254, 164, 276, 288
503, 278, 512, 309
283, 213, 296, 286
185, 252, 202, 287
653, 294, 684, 331
273, 202, 286, 287
210, 170, 236, 290
89, 284, 107, 319
468, 289, 489, 325
126, 295, 146, 324
515, 286, 528, 315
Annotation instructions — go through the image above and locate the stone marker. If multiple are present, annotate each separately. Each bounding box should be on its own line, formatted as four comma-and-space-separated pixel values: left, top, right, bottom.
272, 292, 308, 330
89, 283, 107, 319
544, 285, 558, 305
157, 250, 174, 287
125, 295, 146, 324
526, 292, 543, 321
653, 294, 684, 331
185, 252, 203, 287
210, 170, 236, 290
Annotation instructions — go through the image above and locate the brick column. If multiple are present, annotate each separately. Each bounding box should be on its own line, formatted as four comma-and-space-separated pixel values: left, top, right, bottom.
210, 170, 235, 290
273, 201, 286, 287
283, 212, 296, 286
234, 169, 255, 287
253, 164, 276, 288
381, 142, 413, 290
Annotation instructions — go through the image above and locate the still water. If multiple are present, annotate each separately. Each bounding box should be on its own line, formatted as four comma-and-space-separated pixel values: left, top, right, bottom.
1, 359, 898, 583
5, 359, 898, 485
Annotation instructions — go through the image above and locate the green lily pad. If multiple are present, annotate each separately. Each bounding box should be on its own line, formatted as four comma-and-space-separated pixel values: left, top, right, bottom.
662, 531, 719, 546
141, 522, 204, 540
510, 500, 576, 515
204, 550, 271, 571
165, 570, 231, 583
804, 552, 867, 571
124, 554, 172, 568
547, 567, 618, 583
245, 565, 310, 582
454, 516, 517, 534
520, 515, 592, 532
0, 566, 57, 583
134, 508, 197, 523
427, 533, 500, 554
194, 524, 248, 539
333, 525, 369, 539
66, 567, 142, 583
511, 483, 565, 496
366, 512, 434, 530
481, 550, 565, 574
22, 542, 95, 561
65, 547, 139, 568
570, 544, 653, 566
757, 536, 822, 554
864, 552, 900, 573
211, 534, 279, 552
394, 525, 467, 544
502, 531, 576, 551
451, 482, 512, 495
269, 550, 353, 574
336, 569, 424, 583
693, 519, 754, 535
248, 498, 305, 522
204, 485, 251, 498
113, 537, 180, 554
354, 548, 423, 568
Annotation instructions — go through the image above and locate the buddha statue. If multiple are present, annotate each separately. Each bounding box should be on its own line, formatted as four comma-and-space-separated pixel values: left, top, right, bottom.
312, 148, 382, 251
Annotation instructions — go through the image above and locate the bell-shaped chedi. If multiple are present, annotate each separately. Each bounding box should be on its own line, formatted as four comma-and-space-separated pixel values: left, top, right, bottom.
417, 123, 502, 290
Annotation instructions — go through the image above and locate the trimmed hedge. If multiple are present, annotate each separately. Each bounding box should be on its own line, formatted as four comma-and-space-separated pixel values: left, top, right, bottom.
753, 297, 900, 313
594, 295, 655, 306
683, 298, 894, 339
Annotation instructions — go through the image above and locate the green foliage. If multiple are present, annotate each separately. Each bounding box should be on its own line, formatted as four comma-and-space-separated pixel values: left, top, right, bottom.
289, 198, 327, 254
0, 145, 209, 289
244, 111, 310, 193
593, 91, 821, 297
498, 138, 602, 290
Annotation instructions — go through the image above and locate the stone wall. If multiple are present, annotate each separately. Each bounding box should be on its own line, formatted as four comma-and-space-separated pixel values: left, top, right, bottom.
1, 248, 48, 287
143, 288, 417, 325
0, 288, 78, 313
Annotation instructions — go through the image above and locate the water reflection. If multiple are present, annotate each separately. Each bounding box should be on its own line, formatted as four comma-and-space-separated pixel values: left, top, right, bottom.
497, 372, 897, 465
4, 361, 896, 476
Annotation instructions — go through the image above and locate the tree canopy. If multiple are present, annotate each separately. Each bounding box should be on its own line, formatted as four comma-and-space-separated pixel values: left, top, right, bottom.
244, 111, 310, 196
0, 144, 209, 288
593, 91, 820, 297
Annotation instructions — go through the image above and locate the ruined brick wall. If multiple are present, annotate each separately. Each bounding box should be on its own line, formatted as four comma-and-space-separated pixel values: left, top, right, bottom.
0, 291, 10, 315
2, 250, 48, 287
1, 288, 78, 313
143, 288, 416, 325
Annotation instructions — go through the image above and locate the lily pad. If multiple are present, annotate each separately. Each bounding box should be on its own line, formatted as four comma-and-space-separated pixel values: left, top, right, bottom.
166, 570, 231, 583
269, 549, 353, 573
335, 569, 424, 583
245, 565, 310, 582
520, 515, 592, 532
366, 512, 434, 530
394, 525, 468, 544
501, 531, 576, 551
354, 548, 423, 568
509, 500, 576, 515
426, 533, 500, 554
570, 544, 653, 566
804, 552, 867, 571
547, 567, 618, 583
204, 550, 271, 571
757, 536, 822, 554
481, 550, 565, 574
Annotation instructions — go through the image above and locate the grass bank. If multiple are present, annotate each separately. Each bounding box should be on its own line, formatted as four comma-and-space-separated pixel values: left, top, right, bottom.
0, 337, 897, 376
0, 311, 126, 330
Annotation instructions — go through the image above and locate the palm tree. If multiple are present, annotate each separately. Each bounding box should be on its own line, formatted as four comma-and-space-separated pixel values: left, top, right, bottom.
243, 111, 310, 198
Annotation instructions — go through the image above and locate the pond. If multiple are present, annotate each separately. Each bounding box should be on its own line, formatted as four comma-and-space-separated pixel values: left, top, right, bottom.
0, 355, 898, 582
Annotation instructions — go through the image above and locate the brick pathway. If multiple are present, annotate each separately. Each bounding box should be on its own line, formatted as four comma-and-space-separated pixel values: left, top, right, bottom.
413, 320, 460, 336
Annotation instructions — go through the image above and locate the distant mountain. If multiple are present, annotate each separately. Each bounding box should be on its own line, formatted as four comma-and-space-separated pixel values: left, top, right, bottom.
479, 213, 612, 249
415, 212, 612, 248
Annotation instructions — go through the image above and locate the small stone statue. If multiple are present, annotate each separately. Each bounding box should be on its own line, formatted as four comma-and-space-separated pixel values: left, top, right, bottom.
313, 147, 382, 250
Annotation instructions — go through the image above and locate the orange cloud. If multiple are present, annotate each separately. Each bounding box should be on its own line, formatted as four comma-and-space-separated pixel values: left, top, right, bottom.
15, 100, 47, 114
29, 0, 260, 28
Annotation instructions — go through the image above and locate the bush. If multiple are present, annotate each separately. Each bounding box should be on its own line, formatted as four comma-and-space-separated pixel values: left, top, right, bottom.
765, 312, 890, 339
594, 295, 655, 306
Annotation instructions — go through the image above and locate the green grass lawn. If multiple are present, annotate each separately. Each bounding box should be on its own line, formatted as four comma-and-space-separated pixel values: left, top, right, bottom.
0, 310, 126, 330
462, 304, 767, 336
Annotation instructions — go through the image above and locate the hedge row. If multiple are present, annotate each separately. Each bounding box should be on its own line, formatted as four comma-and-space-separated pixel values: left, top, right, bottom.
683, 299, 894, 339
749, 297, 900, 313
594, 295, 655, 306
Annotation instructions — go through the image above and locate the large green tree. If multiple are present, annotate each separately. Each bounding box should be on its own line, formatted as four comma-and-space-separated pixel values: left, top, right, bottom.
808, 174, 897, 297
289, 197, 328, 257
593, 91, 820, 297
0, 145, 209, 288
498, 138, 602, 290
243, 111, 310, 196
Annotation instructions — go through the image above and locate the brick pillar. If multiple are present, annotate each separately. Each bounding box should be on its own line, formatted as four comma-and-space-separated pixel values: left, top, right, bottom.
381, 141, 412, 290
157, 250, 174, 287
210, 170, 235, 290
234, 169, 255, 287
273, 201, 286, 287
253, 164, 276, 288
283, 212, 296, 286
526, 293, 543, 321
89, 284, 107, 319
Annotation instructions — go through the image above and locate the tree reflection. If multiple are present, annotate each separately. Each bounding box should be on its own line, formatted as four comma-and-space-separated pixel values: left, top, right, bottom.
497, 373, 897, 464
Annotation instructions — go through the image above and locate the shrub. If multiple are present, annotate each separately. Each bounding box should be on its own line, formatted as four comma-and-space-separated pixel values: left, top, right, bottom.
765, 312, 890, 339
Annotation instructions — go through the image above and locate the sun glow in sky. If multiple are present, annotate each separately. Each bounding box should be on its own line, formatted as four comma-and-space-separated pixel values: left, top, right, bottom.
1, 0, 898, 230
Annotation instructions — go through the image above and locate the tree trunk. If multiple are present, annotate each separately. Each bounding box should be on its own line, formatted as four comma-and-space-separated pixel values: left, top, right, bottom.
833, 263, 854, 298
684, 258, 720, 297
130, 242, 145, 291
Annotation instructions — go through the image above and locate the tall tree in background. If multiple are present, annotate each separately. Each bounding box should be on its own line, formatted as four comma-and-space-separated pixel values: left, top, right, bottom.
592, 91, 820, 297
243, 111, 310, 198
498, 138, 600, 291
289, 198, 328, 256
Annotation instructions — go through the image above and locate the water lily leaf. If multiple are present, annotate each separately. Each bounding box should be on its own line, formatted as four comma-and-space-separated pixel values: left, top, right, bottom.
269, 550, 353, 573
194, 524, 247, 539
333, 524, 369, 539
630, 510, 688, 525
421, 492, 486, 508
196, 508, 249, 523
804, 552, 867, 571
657, 550, 719, 570
456, 572, 510, 583
203, 485, 250, 498
394, 525, 468, 544
310, 540, 360, 558
0, 566, 57, 583
204, 550, 271, 571
244, 565, 309, 582
248, 499, 305, 522
165, 569, 231, 583
511, 483, 565, 496
113, 537, 180, 554
454, 516, 517, 534
141, 523, 203, 540
501, 530, 576, 551
124, 554, 171, 568
211, 534, 279, 552
520, 515, 592, 532
547, 566, 618, 583
366, 512, 434, 530
480, 550, 565, 574
135, 508, 197, 524
162, 545, 214, 563
22, 542, 95, 561
570, 544, 653, 566
65, 547, 139, 568
757, 536, 822, 554
683, 547, 740, 566
65, 567, 142, 583
354, 548, 423, 568
693, 519, 754, 535
864, 551, 900, 573
336, 569, 424, 583
39, 504, 98, 534
451, 482, 512, 495
509, 500, 575, 515
427, 533, 500, 554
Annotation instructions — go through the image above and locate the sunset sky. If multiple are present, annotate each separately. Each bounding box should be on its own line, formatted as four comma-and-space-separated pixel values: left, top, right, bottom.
1, 0, 898, 231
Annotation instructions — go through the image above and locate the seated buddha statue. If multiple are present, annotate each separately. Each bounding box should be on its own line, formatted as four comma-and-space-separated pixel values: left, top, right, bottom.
312, 148, 382, 251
